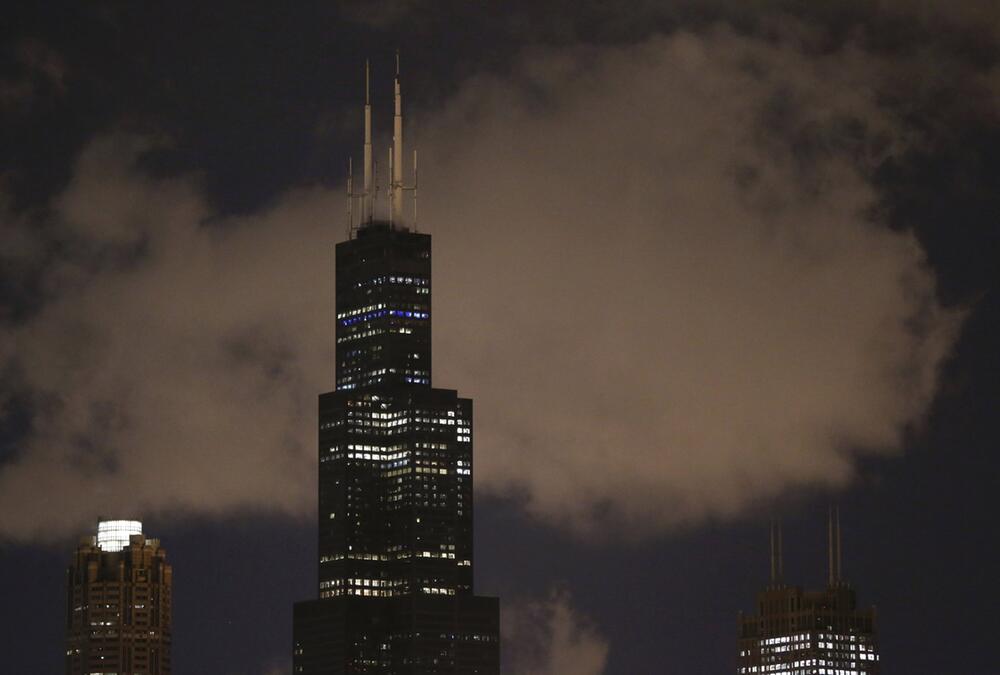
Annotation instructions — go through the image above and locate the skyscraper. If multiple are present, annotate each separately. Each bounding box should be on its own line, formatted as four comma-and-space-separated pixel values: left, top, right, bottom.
66, 520, 172, 675
292, 61, 500, 675
738, 512, 880, 675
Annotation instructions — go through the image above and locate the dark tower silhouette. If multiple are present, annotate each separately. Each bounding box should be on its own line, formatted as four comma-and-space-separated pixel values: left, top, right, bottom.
737, 510, 879, 674
66, 520, 172, 675
292, 61, 500, 675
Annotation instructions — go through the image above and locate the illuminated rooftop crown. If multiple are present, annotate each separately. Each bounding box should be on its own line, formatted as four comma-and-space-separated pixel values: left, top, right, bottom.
96, 519, 142, 552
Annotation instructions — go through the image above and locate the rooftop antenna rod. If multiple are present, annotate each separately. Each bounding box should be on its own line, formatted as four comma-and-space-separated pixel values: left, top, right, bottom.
346, 157, 354, 238
836, 505, 843, 584
828, 506, 833, 585
770, 520, 777, 585
363, 59, 373, 225
769, 519, 784, 586
391, 51, 403, 226
346, 63, 372, 236
390, 51, 418, 230
778, 520, 784, 583
828, 505, 842, 586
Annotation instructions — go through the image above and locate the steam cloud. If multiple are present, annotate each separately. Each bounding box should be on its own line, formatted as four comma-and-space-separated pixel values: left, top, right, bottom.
502, 590, 609, 675
0, 27, 964, 540
426, 30, 961, 534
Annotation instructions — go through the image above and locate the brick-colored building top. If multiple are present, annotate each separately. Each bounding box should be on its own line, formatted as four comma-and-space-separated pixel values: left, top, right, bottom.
66, 521, 172, 675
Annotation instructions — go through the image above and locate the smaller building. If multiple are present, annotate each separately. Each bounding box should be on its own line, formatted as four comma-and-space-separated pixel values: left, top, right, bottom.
738, 513, 879, 675
66, 520, 172, 675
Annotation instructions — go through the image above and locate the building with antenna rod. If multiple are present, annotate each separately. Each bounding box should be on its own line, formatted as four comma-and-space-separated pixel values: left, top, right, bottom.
738, 509, 880, 675
291, 58, 500, 675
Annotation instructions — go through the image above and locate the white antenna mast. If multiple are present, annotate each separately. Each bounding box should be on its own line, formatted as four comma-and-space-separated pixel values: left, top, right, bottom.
391, 51, 404, 226
346, 157, 354, 238
390, 51, 418, 230
388, 146, 394, 222
346, 56, 419, 234
363, 59, 373, 225
412, 149, 418, 227
346, 63, 374, 236
373, 154, 379, 221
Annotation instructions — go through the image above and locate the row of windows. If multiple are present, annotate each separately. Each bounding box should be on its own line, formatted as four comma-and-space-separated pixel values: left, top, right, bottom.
352, 274, 429, 290
340, 308, 429, 328
319, 553, 472, 564
337, 301, 428, 321
740, 664, 876, 674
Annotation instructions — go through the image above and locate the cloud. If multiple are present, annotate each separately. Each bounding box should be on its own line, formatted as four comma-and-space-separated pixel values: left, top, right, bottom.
502, 589, 609, 675
424, 29, 961, 535
335, 0, 1000, 44
0, 134, 333, 540
0, 27, 963, 541
877, 0, 1000, 38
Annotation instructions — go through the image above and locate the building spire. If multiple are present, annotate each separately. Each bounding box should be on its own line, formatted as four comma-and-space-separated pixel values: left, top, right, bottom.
828, 505, 843, 586
778, 520, 784, 583
391, 51, 404, 226
389, 50, 419, 229
770, 519, 784, 586
363, 59, 374, 224
347, 56, 418, 235
837, 506, 843, 582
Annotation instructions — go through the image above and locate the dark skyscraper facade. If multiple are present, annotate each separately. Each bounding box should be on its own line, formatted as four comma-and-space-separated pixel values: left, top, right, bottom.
738, 515, 879, 675
292, 63, 499, 675
66, 520, 172, 675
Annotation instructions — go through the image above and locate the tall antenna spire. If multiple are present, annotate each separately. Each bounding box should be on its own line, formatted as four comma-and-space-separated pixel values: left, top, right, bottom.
770, 520, 784, 586
346, 157, 354, 238
828, 505, 842, 586
778, 520, 783, 583
391, 50, 404, 226
346, 55, 417, 234
363, 59, 373, 224
836, 505, 843, 584
770, 521, 776, 584
828, 506, 834, 585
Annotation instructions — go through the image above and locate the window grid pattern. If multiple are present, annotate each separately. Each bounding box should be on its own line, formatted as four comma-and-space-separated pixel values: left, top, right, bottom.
739, 585, 879, 675
318, 390, 474, 600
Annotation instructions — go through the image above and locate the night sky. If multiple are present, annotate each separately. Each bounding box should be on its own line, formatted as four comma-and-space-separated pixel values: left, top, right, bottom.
2, 2, 1000, 673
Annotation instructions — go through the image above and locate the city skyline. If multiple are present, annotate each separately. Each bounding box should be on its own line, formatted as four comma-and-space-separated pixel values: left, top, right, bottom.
3, 2, 1000, 673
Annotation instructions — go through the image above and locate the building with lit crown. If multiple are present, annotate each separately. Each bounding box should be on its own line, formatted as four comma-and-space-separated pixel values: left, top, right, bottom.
292, 61, 500, 674
66, 520, 172, 675
738, 514, 879, 675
